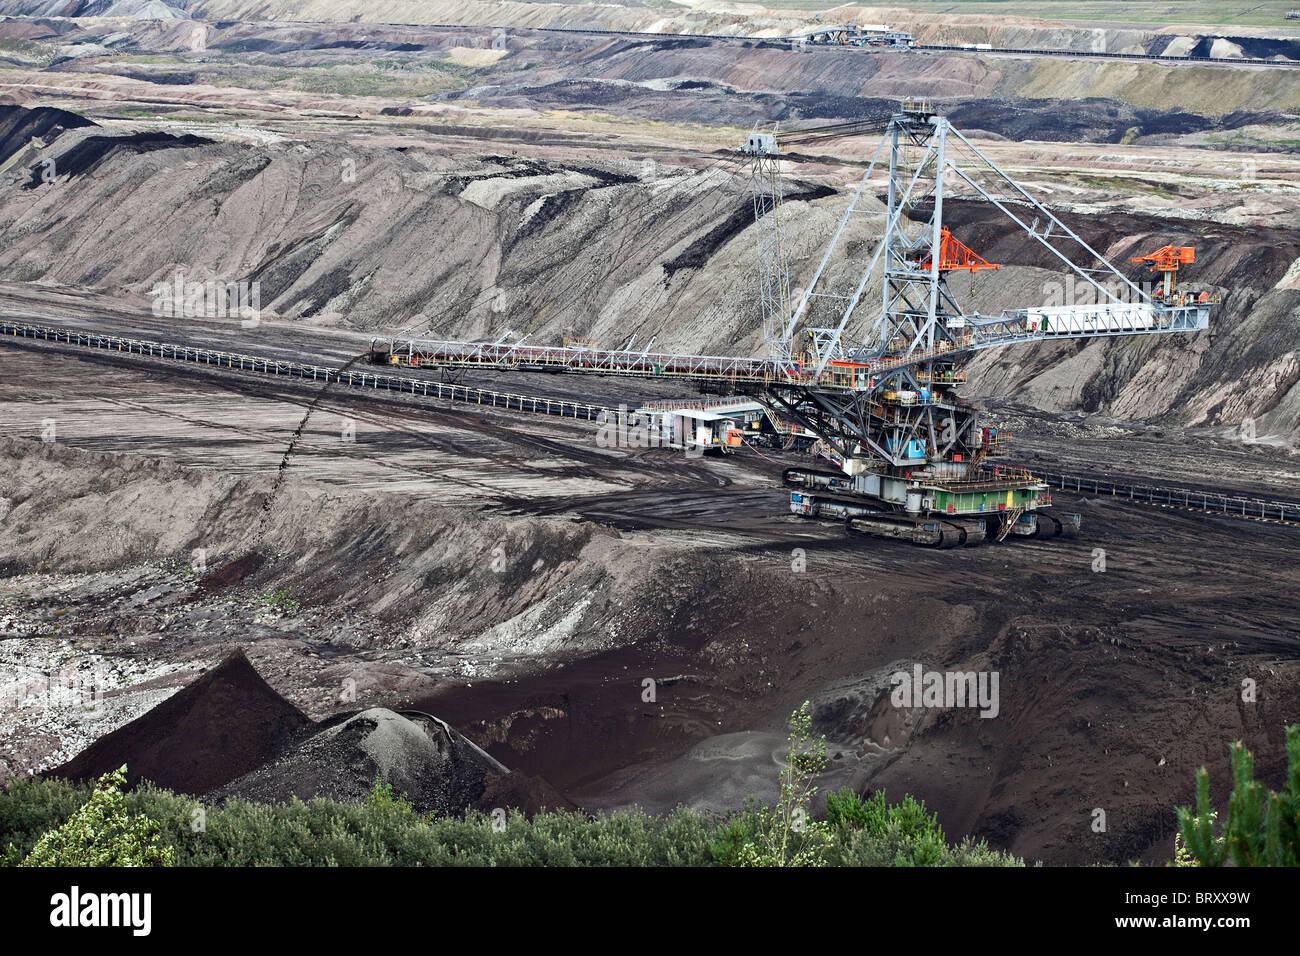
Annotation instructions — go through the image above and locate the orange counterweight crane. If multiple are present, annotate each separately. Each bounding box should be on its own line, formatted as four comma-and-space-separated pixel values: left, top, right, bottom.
1130, 245, 1195, 298
911, 226, 1000, 273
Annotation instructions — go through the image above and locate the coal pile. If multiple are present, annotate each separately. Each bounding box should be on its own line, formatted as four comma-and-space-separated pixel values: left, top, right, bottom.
476, 769, 576, 818
0, 104, 94, 166
206, 708, 510, 817
49, 649, 312, 795
48, 650, 571, 818
1185, 35, 1300, 61
946, 98, 1215, 143
23, 130, 213, 189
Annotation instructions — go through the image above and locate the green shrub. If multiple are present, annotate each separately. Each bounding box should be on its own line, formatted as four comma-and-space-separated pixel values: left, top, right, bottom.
0, 777, 1027, 867
0, 773, 89, 859
364, 777, 415, 818
1175, 725, 1300, 867
18, 766, 173, 867
708, 807, 762, 867
0, 753, 1029, 867
824, 789, 948, 866
947, 836, 1027, 867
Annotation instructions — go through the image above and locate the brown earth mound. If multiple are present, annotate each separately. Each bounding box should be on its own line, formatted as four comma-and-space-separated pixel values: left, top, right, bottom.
49, 649, 312, 794
199, 552, 266, 592
474, 768, 575, 817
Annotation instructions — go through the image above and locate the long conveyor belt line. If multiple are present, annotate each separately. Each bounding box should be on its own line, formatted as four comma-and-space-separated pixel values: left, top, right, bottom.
1, 320, 613, 423
1034, 471, 1300, 525
5, 318, 1298, 528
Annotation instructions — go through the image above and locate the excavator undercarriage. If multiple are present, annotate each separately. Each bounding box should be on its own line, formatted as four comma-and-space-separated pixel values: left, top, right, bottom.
783, 467, 1079, 547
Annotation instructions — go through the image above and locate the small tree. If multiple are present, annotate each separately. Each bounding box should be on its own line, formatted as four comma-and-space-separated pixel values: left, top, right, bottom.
20, 766, 174, 867
734, 700, 832, 867
1175, 725, 1300, 867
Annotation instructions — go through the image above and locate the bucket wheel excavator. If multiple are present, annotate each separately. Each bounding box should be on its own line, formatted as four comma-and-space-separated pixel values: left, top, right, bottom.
369, 100, 1216, 548
742, 100, 1214, 546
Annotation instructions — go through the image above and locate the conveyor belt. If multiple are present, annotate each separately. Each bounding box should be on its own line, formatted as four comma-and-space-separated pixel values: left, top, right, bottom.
6, 318, 1297, 532
1, 320, 613, 423
1036, 471, 1300, 525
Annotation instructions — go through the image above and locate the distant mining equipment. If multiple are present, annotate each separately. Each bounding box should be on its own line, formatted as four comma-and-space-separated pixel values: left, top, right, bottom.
370, 101, 1217, 548
783, 23, 916, 49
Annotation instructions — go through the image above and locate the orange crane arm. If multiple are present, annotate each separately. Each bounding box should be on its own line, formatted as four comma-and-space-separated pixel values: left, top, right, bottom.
913, 227, 1000, 274
1130, 244, 1196, 298
1129, 245, 1195, 272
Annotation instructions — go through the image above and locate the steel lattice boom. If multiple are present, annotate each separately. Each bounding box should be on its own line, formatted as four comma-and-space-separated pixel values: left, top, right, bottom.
370, 103, 1217, 545
761, 100, 1212, 540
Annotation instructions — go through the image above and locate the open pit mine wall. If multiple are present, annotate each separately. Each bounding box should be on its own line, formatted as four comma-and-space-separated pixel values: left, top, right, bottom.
2, 0, 1297, 61
3, 16, 1300, 120
142, 1, 1300, 56
181, 1, 1300, 58
0, 104, 1297, 440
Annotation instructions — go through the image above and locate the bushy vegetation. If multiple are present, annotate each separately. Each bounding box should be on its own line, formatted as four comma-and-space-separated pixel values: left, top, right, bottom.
0, 774, 1021, 867
1175, 725, 1300, 867
13, 720, 1298, 866
825, 788, 949, 866
5, 766, 173, 867
0, 704, 1024, 868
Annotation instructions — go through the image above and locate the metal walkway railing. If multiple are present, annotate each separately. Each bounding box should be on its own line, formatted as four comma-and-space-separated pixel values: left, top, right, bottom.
2, 321, 613, 423
1038, 470, 1300, 524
